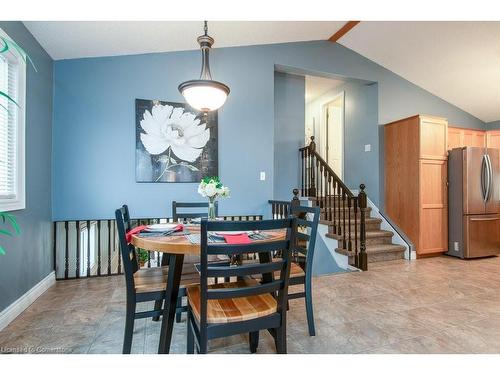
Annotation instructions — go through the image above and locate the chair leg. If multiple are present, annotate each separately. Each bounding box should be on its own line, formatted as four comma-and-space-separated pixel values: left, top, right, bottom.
186, 310, 194, 354
175, 296, 183, 323
199, 332, 208, 354
249, 331, 259, 353
274, 326, 287, 354
305, 278, 316, 336
152, 299, 163, 322
123, 301, 135, 354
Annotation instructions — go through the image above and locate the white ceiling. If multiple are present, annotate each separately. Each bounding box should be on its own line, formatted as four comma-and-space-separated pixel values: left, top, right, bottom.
339, 21, 500, 123
23, 21, 500, 122
305, 75, 345, 103
23, 21, 345, 60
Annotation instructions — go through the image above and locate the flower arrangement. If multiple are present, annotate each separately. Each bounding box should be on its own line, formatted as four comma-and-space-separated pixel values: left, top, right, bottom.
197, 176, 230, 219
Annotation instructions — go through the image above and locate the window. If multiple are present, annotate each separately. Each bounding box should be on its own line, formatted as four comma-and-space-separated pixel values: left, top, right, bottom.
0, 28, 25, 211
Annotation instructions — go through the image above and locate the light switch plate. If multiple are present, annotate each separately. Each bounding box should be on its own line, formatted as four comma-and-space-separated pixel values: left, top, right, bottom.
364, 144, 371, 152
260, 171, 266, 181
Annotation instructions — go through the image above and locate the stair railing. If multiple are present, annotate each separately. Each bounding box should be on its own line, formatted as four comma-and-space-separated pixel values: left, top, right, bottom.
299, 136, 368, 270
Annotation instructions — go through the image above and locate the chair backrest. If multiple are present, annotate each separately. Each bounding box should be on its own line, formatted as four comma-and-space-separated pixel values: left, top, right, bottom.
290, 205, 320, 271
115, 205, 139, 292
172, 201, 218, 222
199, 218, 296, 325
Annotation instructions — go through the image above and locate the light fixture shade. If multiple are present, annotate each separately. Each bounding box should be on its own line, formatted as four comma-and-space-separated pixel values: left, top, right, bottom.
178, 79, 229, 112
179, 21, 230, 112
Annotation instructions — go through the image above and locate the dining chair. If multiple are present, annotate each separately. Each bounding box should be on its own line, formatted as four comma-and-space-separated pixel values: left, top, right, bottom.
186, 217, 296, 354
115, 205, 198, 353
172, 201, 218, 222
288, 205, 320, 336
171, 200, 222, 323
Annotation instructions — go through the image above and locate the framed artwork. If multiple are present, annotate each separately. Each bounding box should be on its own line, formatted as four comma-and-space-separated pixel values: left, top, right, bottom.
135, 98, 218, 182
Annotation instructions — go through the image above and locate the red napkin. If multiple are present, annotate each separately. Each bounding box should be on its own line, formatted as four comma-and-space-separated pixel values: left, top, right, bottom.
172, 224, 184, 232
223, 233, 251, 244
126, 225, 148, 243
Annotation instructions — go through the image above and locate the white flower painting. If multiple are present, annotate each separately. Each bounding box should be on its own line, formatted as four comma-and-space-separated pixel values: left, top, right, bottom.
135, 99, 218, 182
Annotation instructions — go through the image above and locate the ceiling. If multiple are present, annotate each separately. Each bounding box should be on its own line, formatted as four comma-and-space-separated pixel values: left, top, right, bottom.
23, 21, 345, 60
305, 75, 345, 104
23, 21, 500, 122
339, 21, 500, 123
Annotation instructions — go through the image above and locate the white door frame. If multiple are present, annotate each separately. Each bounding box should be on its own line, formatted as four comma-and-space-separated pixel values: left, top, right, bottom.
319, 91, 345, 179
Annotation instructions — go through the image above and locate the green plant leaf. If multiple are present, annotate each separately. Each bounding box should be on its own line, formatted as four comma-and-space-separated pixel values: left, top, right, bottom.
0, 229, 13, 236
0, 101, 10, 114
0, 38, 8, 53
0, 246, 5, 255
0, 90, 19, 108
0, 36, 37, 73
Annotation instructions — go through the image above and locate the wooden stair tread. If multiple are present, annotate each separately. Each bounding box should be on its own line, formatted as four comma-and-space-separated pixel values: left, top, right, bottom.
134, 266, 199, 293
187, 279, 277, 324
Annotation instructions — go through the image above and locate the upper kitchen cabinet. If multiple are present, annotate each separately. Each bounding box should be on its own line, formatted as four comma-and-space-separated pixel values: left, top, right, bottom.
384, 115, 448, 257
420, 116, 448, 159
448, 126, 487, 150
487, 130, 500, 149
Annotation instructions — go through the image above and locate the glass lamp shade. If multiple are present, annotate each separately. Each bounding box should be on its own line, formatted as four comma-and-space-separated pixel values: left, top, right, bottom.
178, 79, 229, 112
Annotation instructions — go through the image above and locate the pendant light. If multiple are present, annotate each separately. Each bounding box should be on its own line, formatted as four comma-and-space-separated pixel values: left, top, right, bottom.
178, 21, 230, 112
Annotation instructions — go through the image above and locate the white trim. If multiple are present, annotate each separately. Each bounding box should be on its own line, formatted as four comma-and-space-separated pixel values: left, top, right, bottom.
0, 271, 55, 331
351, 190, 416, 260
0, 27, 26, 212
319, 91, 345, 179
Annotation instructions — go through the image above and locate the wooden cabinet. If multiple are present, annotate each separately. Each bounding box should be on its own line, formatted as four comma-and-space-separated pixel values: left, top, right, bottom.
385, 115, 448, 257
487, 130, 500, 149
448, 126, 486, 150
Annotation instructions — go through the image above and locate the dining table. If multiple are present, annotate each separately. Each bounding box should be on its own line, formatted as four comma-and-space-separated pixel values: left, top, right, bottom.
130, 223, 286, 354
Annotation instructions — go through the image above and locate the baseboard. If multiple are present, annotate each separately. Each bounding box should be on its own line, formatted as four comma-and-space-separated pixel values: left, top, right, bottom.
0, 271, 56, 331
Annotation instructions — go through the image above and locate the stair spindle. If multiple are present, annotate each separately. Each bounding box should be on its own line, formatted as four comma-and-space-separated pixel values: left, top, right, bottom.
358, 184, 368, 271
348, 197, 352, 252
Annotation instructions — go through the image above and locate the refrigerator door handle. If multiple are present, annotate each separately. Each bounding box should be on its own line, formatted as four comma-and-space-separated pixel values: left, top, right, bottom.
481, 154, 488, 202
486, 154, 493, 202
469, 216, 499, 221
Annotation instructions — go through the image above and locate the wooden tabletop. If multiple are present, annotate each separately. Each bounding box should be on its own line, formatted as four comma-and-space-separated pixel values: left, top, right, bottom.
131, 226, 286, 255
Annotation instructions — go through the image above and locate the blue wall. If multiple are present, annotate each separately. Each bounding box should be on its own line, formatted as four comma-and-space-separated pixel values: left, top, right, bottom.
0, 22, 53, 311
274, 72, 305, 200
487, 121, 500, 129
305, 80, 379, 204
53, 40, 485, 220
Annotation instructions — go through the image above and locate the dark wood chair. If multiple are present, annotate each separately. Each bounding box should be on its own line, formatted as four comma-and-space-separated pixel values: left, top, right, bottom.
288, 205, 320, 336
171, 200, 222, 323
172, 201, 218, 222
186, 217, 296, 354
115, 205, 198, 353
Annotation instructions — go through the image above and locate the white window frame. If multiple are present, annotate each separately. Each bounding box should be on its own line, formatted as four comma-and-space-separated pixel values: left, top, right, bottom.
0, 28, 26, 212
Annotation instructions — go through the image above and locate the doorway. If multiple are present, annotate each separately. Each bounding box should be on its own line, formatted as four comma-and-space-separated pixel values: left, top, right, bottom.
323, 92, 344, 178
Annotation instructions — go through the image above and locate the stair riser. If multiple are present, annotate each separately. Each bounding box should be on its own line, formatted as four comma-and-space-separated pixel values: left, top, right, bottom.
326, 222, 381, 232
336, 248, 405, 263
326, 234, 393, 246
367, 251, 405, 263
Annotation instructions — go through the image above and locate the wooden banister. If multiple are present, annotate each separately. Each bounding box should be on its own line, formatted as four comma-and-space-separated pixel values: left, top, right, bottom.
299, 136, 367, 271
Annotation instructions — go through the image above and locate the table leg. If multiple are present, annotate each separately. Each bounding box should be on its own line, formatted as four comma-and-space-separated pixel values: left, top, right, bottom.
158, 253, 184, 354
258, 251, 273, 284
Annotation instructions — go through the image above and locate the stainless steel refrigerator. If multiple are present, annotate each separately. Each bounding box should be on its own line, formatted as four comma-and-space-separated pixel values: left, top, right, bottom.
447, 147, 500, 258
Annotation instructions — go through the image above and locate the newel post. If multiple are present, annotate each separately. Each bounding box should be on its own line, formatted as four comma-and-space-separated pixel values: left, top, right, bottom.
358, 184, 368, 271
309, 136, 317, 197
291, 188, 300, 209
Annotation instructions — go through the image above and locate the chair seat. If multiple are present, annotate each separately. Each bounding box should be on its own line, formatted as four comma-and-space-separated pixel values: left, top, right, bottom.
186, 279, 277, 324
134, 266, 199, 294
283, 262, 305, 278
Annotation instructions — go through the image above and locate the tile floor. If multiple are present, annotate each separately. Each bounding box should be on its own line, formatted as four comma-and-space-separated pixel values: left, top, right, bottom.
2, 256, 500, 354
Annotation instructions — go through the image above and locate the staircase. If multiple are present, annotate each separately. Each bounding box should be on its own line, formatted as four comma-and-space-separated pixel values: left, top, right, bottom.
312, 197, 405, 263
299, 137, 405, 269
